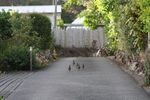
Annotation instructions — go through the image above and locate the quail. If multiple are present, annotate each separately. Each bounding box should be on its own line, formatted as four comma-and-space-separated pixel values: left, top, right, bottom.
68, 65, 71, 71
73, 60, 75, 65
77, 63, 80, 70
82, 64, 85, 69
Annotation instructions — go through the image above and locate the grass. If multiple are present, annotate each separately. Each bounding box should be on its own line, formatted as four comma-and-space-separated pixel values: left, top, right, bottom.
0, 96, 4, 100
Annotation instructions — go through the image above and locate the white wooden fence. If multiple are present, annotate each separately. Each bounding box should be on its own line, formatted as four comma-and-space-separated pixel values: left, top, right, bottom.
54, 26, 106, 48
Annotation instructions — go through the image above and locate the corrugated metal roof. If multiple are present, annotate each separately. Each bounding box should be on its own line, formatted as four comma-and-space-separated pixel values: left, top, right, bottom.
0, 5, 61, 13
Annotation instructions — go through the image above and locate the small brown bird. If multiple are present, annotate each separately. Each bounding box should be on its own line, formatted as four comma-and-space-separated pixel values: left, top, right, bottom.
82, 64, 85, 69
77, 63, 80, 70
68, 65, 71, 71
73, 60, 75, 65
78, 66, 80, 70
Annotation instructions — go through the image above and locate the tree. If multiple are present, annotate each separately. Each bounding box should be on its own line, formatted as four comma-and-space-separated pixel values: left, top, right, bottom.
29, 13, 53, 50
79, 0, 149, 53
61, 0, 85, 23
0, 11, 12, 62
139, 0, 150, 32
0, 11, 12, 40
9, 12, 40, 48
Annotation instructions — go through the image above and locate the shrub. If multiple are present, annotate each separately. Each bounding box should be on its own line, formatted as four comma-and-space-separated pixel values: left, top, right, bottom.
0, 12, 52, 71
0, 10, 12, 40
29, 13, 53, 50
3, 45, 39, 71
57, 19, 64, 29
0, 11, 12, 70
145, 49, 150, 85
0, 40, 10, 70
9, 12, 41, 49
10, 12, 32, 35
0, 96, 4, 100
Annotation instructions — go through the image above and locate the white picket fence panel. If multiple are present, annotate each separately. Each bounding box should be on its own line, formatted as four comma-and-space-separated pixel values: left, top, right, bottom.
54, 27, 106, 48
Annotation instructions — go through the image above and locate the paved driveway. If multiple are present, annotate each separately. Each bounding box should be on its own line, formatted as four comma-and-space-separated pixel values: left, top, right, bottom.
7, 57, 150, 100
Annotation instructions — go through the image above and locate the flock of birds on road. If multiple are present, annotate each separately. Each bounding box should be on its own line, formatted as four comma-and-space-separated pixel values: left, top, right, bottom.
68, 60, 85, 71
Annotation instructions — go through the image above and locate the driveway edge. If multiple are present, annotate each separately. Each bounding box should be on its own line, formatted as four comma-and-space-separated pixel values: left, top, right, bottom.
107, 56, 150, 97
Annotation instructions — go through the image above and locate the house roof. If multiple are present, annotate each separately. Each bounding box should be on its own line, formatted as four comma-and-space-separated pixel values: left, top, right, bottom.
71, 17, 85, 24
0, 5, 61, 13
66, 17, 104, 29
66, 17, 88, 29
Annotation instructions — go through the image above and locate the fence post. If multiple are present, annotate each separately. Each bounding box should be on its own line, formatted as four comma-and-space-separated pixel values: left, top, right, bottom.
29, 47, 32, 71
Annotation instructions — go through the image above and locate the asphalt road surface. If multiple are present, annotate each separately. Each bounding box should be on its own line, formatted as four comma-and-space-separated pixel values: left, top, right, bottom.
7, 57, 150, 100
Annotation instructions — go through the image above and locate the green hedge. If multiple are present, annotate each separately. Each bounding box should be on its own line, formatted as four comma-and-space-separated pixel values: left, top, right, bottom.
0, 11, 12, 40
0, 12, 53, 71
3, 45, 39, 71
29, 13, 53, 50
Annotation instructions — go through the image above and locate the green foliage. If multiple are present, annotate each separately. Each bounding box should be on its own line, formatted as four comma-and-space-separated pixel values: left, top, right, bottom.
0, 11, 13, 66
10, 12, 32, 35
0, 10, 12, 40
0, 40, 9, 58
95, 0, 119, 52
29, 13, 51, 37
29, 13, 53, 50
64, 0, 83, 9
83, 9, 102, 30
4, 45, 38, 71
61, 9, 74, 23
139, 0, 150, 32
62, 0, 85, 23
4, 45, 30, 70
0, 40, 10, 70
0, 12, 53, 71
57, 19, 64, 29
0, 96, 4, 100
80, 0, 148, 53
145, 50, 150, 85
10, 13, 40, 48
